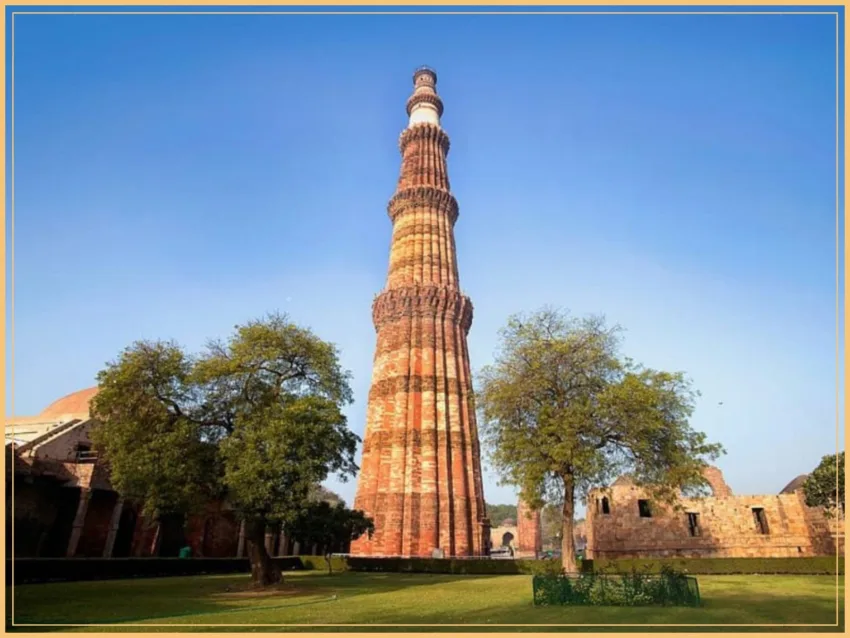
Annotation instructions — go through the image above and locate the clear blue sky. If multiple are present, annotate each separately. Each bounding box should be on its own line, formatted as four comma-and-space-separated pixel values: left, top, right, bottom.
6, 8, 845, 510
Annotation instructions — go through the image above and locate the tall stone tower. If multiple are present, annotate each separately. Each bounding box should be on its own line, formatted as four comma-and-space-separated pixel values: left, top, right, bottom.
351, 67, 490, 558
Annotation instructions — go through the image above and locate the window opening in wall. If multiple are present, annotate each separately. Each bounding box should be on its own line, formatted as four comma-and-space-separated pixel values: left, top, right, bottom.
687, 512, 700, 537
638, 500, 652, 518
601, 497, 610, 515
752, 507, 769, 534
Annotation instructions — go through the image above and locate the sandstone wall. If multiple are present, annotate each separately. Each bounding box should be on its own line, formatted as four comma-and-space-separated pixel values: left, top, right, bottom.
586, 481, 838, 559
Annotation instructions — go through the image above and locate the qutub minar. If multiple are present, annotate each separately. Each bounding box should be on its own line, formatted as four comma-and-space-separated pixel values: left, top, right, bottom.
350, 67, 491, 557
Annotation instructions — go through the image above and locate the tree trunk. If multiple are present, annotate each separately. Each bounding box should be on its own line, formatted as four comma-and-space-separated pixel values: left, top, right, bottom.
560, 476, 578, 574
325, 552, 333, 575
246, 519, 281, 588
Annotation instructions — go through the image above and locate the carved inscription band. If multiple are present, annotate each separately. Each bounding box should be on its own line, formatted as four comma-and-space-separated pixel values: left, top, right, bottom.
372, 285, 473, 332
387, 186, 459, 224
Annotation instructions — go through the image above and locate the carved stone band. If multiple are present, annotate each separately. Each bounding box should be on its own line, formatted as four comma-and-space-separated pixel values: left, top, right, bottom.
387, 186, 459, 224
372, 285, 473, 333
399, 123, 451, 155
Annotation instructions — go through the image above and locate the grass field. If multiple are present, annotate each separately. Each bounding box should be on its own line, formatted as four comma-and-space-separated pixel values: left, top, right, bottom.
6, 571, 845, 632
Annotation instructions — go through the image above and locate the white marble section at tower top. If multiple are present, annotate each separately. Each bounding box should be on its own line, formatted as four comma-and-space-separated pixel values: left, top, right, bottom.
408, 70, 441, 128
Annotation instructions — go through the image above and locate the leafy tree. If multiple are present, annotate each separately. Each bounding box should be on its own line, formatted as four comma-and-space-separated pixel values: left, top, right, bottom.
90, 313, 358, 586
476, 308, 724, 573
486, 503, 518, 527
803, 452, 845, 516
287, 501, 374, 573
540, 503, 563, 549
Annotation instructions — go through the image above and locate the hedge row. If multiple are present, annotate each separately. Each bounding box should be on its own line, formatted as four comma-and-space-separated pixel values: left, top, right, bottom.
8, 557, 303, 586
345, 557, 561, 575
582, 557, 845, 575
341, 556, 842, 576
10, 555, 843, 585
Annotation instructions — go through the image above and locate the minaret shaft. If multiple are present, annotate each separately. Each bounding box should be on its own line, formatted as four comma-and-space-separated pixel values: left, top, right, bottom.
351, 68, 489, 558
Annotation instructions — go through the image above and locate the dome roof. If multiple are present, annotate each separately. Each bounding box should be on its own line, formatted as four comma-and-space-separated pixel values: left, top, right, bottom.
780, 474, 809, 495
39, 387, 99, 419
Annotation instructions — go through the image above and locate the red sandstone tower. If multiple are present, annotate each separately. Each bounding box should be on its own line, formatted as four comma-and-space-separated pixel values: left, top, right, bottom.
350, 67, 490, 558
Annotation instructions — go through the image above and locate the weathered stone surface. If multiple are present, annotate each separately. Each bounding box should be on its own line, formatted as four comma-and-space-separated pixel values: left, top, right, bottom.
351, 68, 489, 557
586, 467, 842, 559
516, 500, 543, 557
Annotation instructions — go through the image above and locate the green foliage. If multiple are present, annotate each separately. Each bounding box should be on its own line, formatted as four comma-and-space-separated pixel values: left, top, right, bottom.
297, 555, 349, 572
89, 313, 358, 584
486, 503, 518, 527
286, 501, 374, 569
582, 557, 844, 575
476, 308, 724, 569
532, 568, 701, 607
803, 452, 845, 515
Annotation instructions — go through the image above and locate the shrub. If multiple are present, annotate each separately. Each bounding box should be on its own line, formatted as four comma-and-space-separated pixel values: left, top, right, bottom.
532, 569, 701, 607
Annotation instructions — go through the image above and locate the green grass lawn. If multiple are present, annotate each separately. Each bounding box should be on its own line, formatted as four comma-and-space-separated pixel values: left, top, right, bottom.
6, 571, 844, 632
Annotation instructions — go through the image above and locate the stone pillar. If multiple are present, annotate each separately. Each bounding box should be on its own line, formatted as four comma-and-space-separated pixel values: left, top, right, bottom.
516, 500, 542, 558
102, 497, 125, 558
236, 520, 246, 558
66, 488, 92, 557
264, 527, 275, 554
277, 531, 289, 557
149, 522, 162, 557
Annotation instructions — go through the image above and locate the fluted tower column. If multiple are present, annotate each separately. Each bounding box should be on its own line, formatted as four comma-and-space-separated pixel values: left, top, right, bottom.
351, 67, 490, 558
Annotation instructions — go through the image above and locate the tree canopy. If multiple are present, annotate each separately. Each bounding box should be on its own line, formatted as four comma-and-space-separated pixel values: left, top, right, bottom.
803, 452, 845, 516
90, 313, 359, 586
476, 308, 724, 571
486, 503, 518, 527
287, 501, 374, 573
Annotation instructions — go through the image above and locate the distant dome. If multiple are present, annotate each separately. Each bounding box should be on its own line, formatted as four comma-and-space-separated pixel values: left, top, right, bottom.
501, 518, 516, 527
39, 387, 99, 419
780, 474, 809, 495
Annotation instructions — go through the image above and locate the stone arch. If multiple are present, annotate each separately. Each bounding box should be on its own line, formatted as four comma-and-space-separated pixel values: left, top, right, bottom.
702, 466, 732, 497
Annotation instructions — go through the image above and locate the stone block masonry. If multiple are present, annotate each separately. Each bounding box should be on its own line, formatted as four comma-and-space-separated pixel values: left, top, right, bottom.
351, 68, 490, 557
586, 467, 841, 559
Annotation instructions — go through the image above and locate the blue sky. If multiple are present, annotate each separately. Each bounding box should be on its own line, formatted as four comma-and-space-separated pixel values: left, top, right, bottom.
6, 8, 845, 509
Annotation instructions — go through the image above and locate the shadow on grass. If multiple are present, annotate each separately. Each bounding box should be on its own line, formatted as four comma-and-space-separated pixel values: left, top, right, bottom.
6, 572, 844, 633
7, 572, 507, 629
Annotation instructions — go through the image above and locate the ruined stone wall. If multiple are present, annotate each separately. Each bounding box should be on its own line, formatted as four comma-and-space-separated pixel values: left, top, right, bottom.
32, 421, 94, 462
75, 490, 119, 557
184, 504, 240, 557
490, 524, 518, 550
516, 500, 542, 557
586, 479, 837, 559
10, 480, 62, 557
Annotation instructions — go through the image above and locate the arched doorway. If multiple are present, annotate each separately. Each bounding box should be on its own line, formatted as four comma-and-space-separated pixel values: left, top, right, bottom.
501, 531, 514, 547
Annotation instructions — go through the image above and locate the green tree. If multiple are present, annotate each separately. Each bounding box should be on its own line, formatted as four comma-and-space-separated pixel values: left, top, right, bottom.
287, 501, 374, 573
803, 452, 845, 516
540, 503, 563, 549
486, 503, 518, 527
476, 308, 724, 573
90, 313, 358, 587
